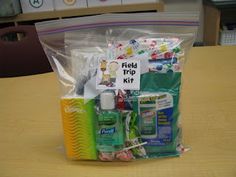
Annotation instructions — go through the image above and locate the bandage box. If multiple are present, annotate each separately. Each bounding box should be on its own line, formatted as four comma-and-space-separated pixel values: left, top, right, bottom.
122, 0, 158, 4
54, 0, 87, 10
20, 0, 54, 13
87, 0, 121, 7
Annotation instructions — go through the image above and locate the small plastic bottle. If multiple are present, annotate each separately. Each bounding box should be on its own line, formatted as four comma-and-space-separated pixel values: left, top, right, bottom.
96, 91, 124, 154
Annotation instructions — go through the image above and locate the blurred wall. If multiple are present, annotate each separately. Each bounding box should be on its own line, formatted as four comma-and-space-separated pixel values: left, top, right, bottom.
163, 0, 204, 42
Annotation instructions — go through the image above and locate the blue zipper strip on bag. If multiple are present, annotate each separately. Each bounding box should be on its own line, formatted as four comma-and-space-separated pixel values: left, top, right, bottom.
38, 20, 199, 36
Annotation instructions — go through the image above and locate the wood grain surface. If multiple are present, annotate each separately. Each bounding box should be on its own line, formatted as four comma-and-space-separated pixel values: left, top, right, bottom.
0, 46, 236, 177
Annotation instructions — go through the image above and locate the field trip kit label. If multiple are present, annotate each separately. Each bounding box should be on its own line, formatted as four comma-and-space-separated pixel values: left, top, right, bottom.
96, 59, 140, 90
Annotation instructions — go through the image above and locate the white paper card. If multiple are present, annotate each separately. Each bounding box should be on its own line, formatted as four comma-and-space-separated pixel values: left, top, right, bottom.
96, 59, 140, 90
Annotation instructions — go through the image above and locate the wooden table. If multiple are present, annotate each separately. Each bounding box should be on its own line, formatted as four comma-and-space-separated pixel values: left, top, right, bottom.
1, 46, 236, 177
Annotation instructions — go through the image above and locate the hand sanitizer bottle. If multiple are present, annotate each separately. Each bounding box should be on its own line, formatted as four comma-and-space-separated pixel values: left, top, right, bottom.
96, 91, 124, 153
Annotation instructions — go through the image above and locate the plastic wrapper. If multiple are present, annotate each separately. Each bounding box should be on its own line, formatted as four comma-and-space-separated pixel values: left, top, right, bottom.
35, 12, 199, 161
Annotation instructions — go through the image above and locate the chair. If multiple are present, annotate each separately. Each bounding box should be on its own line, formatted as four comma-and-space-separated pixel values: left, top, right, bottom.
0, 25, 52, 77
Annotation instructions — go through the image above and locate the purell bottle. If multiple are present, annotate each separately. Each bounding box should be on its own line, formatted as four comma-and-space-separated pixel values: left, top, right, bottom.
96, 91, 124, 153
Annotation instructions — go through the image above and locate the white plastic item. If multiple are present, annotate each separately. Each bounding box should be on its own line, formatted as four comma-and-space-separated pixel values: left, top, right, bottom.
100, 91, 115, 110
54, 0, 87, 10
87, 0, 121, 7
220, 29, 236, 46
20, 0, 54, 13
122, 0, 158, 4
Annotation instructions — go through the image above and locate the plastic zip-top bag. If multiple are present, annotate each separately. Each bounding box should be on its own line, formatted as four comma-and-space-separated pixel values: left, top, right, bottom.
35, 12, 199, 161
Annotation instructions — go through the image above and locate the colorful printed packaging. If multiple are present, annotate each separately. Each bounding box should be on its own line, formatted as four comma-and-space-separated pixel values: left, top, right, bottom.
36, 12, 199, 161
